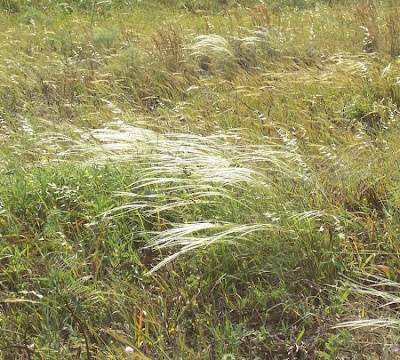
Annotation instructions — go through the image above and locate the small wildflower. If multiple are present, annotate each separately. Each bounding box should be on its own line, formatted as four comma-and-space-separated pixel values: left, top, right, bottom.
125, 346, 134, 353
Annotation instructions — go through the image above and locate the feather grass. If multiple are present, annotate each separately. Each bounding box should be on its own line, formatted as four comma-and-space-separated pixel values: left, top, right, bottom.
336, 274, 400, 331
143, 222, 279, 274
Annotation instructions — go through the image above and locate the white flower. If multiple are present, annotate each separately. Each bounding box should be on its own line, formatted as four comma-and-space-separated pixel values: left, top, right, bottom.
125, 346, 134, 353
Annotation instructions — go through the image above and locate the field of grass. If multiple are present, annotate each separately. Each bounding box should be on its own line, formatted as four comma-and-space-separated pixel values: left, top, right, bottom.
1, 0, 400, 358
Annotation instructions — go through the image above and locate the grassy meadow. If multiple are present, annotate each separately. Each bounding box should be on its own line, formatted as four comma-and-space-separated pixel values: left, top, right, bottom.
1, 0, 400, 358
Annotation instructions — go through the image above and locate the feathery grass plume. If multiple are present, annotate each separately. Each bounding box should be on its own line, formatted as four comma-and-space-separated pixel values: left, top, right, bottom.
289, 210, 341, 223
65, 121, 307, 272
250, 26, 285, 54
84, 121, 306, 181
336, 318, 400, 330
186, 34, 237, 74
231, 26, 285, 69
188, 34, 233, 57
336, 273, 400, 330
109, 184, 237, 218
14, 120, 307, 185
143, 222, 279, 274
276, 127, 312, 182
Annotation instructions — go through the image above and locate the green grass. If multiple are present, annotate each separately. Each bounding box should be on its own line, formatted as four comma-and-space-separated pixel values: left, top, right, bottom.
2, 0, 400, 359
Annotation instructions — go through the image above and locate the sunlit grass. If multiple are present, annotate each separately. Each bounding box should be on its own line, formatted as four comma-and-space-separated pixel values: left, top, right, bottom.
2, 0, 400, 358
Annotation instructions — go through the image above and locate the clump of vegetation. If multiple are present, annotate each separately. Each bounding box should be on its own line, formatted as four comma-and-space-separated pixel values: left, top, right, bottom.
2, 0, 400, 359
